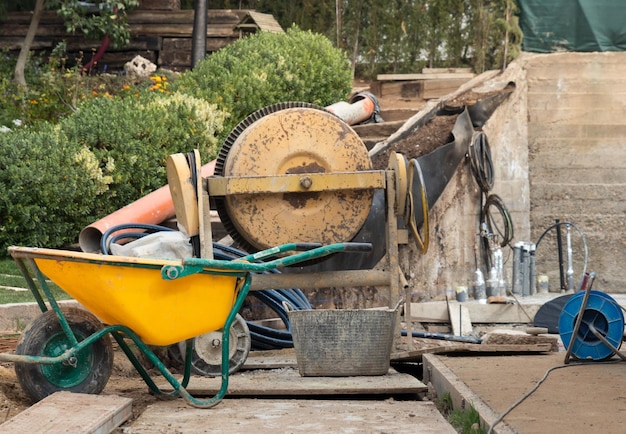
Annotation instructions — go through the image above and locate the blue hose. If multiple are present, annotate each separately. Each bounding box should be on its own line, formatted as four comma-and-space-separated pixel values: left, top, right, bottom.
101, 224, 310, 349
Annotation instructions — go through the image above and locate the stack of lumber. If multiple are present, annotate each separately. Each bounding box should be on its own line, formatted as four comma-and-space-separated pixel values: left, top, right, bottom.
392, 299, 558, 362
371, 68, 474, 100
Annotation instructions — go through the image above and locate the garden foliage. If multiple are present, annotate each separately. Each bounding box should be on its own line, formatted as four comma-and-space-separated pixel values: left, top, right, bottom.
0, 92, 225, 252
0, 26, 351, 253
173, 26, 353, 143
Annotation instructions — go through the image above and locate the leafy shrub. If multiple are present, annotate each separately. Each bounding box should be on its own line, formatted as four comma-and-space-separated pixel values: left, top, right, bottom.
0, 92, 225, 253
0, 123, 108, 249
58, 91, 226, 218
172, 26, 353, 143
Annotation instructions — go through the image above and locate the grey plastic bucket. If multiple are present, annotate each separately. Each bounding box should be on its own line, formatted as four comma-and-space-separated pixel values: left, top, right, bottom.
287, 308, 397, 377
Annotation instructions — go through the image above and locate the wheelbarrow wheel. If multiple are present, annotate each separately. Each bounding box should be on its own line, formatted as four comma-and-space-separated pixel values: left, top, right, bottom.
15, 307, 114, 403
177, 313, 251, 376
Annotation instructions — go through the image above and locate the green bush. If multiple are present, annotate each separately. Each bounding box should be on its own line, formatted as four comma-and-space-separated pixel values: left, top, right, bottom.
0, 123, 107, 249
0, 92, 225, 253
172, 26, 353, 143
58, 91, 226, 218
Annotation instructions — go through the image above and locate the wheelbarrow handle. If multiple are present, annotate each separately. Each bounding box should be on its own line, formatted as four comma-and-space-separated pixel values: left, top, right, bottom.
161, 242, 374, 280
340, 242, 374, 252
293, 242, 324, 251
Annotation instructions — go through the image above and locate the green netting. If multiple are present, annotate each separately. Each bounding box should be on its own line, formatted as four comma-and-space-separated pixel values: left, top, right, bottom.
519, 0, 626, 52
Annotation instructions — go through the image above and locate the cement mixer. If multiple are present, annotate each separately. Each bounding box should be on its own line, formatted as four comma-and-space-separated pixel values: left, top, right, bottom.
83, 96, 476, 370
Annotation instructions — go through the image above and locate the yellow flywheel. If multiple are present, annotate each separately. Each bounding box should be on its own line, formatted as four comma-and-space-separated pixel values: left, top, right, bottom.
215, 104, 374, 251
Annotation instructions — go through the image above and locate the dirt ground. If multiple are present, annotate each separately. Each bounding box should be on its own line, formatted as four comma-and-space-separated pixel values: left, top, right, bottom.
437, 351, 626, 433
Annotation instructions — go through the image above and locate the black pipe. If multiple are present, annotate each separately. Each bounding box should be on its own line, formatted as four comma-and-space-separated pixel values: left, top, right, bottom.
191, 0, 207, 68
555, 219, 566, 291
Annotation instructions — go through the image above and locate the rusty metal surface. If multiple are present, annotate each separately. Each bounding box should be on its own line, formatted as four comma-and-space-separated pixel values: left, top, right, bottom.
220, 107, 374, 250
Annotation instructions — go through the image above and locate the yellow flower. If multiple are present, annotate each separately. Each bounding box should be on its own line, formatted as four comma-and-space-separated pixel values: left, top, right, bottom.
123, 85, 131, 90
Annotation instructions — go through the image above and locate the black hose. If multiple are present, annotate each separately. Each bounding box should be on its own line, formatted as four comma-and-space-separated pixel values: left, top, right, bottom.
469, 131, 494, 193
481, 194, 514, 248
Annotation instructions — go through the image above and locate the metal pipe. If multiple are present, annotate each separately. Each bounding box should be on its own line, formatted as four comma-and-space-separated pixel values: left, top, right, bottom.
249, 270, 390, 291
191, 0, 207, 68
325, 91, 381, 125
529, 243, 536, 295
556, 219, 566, 291
521, 243, 529, 296
566, 223, 574, 291
511, 242, 523, 295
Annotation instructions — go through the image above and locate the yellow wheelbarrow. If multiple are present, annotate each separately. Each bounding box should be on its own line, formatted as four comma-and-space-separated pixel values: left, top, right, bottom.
4, 242, 371, 408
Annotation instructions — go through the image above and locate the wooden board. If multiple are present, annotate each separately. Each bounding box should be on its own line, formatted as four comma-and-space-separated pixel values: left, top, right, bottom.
0, 392, 132, 434
408, 301, 539, 324
242, 348, 298, 370
377, 72, 475, 81
162, 368, 427, 396
392, 343, 554, 361
447, 302, 473, 336
130, 399, 455, 433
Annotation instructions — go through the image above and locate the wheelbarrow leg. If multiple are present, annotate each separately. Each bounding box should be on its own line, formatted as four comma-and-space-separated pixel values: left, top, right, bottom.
112, 275, 252, 408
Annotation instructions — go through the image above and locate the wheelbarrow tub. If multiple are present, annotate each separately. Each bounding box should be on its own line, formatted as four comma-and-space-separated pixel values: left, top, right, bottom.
10, 247, 240, 346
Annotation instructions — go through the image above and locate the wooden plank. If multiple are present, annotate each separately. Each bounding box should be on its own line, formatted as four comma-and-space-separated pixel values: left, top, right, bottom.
423, 67, 473, 74
163, 368, 427, 396
131, 399, 454, 433
393, 343, 553, 361
242, 348, 298, 370
408, 301, 539, 324
377, 72, 475, 81
0, 392, 133, 434
447, 302, 473, 336
138, 0, 181, 9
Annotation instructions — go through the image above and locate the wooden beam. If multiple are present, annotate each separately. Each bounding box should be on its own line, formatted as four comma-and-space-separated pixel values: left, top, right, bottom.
408, 301, 539, 324
377, 72, 475, 81
0, 392, 132, 433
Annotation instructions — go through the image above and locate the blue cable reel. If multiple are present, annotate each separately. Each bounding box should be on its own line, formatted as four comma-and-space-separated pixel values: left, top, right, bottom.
559, 290, 624, 361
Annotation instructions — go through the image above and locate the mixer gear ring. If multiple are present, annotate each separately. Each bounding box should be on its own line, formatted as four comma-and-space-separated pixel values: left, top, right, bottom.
214, 103, 374, 252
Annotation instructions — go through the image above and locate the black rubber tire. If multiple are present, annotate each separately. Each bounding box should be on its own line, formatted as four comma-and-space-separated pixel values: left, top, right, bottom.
15, 307, 114, 403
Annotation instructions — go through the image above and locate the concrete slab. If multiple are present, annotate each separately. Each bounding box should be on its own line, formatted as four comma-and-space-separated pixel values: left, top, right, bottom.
0, 391, 132, 434
127, 398, 455, 433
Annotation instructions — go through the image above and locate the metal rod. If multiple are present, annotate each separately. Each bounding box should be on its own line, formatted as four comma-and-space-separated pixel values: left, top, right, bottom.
556, 219, 566, 291
566, 223, 574, 291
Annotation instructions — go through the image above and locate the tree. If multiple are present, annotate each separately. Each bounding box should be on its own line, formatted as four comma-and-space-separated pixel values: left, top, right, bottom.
14, 0, 45, 87
13, 0, 139, 87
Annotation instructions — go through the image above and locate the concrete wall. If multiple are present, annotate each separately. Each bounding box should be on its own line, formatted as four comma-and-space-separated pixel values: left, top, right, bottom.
524, 52, 626, 292
404, 64, 531, 300
406, 51, 626, 299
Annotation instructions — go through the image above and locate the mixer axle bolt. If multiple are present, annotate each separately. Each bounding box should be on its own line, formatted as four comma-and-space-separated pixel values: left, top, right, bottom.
300, 176, 313, 189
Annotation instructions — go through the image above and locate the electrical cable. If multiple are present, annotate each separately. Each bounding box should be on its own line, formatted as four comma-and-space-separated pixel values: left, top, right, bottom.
481, 194, 514, 248
469, 131, 494, 193
487, 359, 624, 433
535, 221, 588, 292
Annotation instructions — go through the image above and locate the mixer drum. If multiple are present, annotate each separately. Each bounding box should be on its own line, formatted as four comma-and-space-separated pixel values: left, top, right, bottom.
214, 103, 374, 252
